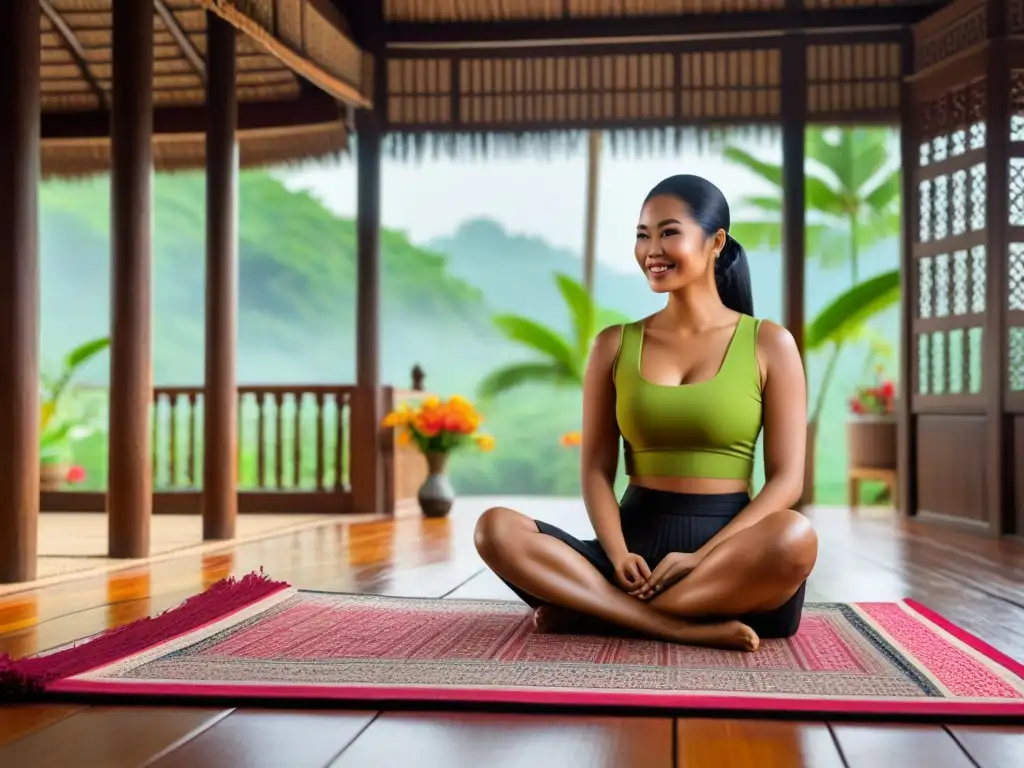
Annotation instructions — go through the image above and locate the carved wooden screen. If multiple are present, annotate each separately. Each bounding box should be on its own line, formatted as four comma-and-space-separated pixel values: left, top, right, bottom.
1010, 68, 1024, 411
913, 80, 988, 412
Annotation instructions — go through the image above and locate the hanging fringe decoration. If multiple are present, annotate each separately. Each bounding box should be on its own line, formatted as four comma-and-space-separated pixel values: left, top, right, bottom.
379, 124, 781, 164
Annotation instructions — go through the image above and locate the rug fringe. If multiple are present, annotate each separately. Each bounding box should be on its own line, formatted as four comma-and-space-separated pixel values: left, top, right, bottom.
0, 569, 289, 702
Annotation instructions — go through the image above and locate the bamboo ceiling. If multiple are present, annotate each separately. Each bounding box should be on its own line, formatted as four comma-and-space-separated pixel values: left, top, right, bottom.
39, 0, 367, 176
373, 0, 931, 158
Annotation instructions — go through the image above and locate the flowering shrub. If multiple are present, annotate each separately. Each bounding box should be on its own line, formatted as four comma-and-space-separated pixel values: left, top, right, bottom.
849, 379, 896, 416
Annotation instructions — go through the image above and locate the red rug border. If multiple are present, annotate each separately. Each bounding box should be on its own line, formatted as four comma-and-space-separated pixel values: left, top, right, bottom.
901, 598, 1024, 681
33, 592, 1024, 718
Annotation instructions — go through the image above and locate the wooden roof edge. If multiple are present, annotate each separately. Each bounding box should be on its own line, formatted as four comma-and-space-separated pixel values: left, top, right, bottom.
382, 5, 943, 45
201, 0, 372, 109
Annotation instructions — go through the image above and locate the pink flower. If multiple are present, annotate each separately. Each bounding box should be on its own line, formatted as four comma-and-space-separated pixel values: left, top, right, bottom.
66, 465, 86, 484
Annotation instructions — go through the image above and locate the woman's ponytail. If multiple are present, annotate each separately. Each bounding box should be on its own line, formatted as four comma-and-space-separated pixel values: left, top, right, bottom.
714, 234, 754, 317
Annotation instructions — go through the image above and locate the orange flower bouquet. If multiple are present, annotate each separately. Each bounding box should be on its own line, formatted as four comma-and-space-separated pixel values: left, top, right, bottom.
382, 395, 494, 455
381, 395, 494, 517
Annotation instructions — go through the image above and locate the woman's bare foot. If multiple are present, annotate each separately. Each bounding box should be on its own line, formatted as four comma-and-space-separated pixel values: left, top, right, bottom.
533, 605, 630, 636
534, 606, 759, 651
675, 620, 760, 652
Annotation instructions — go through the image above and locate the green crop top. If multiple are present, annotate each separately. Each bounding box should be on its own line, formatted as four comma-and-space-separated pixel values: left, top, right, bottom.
613, 314, 763, 480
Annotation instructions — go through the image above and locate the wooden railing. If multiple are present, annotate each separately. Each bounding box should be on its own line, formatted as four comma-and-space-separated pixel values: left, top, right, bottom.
41, 379, 429, 515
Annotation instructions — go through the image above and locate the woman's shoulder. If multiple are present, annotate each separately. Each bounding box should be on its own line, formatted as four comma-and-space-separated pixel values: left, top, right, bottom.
751, 318, 801, 367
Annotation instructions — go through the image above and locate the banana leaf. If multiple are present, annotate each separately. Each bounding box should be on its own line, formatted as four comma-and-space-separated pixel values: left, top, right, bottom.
805, 269, 900, 351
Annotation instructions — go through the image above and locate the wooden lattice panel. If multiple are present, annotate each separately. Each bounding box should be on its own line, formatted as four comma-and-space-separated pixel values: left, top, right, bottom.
386, 48, 781, 130
1011, 70, 1024, 396
912, 78, 988, 409
382, 0, 785, 20
806, 42, 901, 120
912, 0, 987, 72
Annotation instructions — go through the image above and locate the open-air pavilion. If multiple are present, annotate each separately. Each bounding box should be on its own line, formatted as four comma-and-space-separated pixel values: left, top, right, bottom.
0, 2, 1023, 764
2, 0, 1022, 584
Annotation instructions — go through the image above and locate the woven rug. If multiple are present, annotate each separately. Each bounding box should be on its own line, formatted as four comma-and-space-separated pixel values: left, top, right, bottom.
3, 572, 1023, 720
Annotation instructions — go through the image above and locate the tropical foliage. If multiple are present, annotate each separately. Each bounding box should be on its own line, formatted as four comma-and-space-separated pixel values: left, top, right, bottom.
40, 336, 110, 464
724, 127, 902, 499
477, 272, 630, 400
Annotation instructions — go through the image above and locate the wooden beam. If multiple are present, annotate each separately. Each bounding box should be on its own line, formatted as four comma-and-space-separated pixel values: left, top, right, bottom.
0, 0, 41, 584
781, 32, 808, 507
107, 0, 154, 559
40, 91, 342, 140
896, 30, 918, 520
40, 0, 107, 108
983, 17, 1010, 536
202, 12, 239, 541
384, 7, 937, 44
154, 0, 206, 81
582, 130, 600, 297
350, 3, 386, 515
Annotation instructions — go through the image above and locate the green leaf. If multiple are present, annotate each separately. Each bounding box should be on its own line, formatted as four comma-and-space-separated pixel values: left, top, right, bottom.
476, 361, 576, 400
805, 269, 901, 351
554, 272, 595, 359
721, 147, 782, 188
63, 336, 110, 370
491, 314, 579, 374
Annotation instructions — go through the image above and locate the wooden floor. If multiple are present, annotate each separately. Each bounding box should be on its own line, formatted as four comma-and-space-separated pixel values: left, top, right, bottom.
1, 497, 1023, 767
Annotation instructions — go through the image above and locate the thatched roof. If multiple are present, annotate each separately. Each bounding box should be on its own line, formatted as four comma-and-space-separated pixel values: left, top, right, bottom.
39, 0, 368, 177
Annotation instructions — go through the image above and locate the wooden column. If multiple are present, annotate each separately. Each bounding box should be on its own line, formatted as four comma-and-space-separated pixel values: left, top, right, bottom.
202, 12, 238, 540
896, 31, 918, 518
983, 1, 1011, 535
0, 0, 40, 584
781, 33, 809, 505
351, 111, 384, 515
781, 33, 807, 354
582, 130, 602, 296
108, 0, 154, 558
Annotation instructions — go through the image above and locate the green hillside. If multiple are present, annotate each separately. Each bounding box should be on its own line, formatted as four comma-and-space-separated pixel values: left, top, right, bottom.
40, 172, 499, 388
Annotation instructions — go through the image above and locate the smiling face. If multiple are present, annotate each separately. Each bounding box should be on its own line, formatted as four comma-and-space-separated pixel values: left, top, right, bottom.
635, 194, 725, 294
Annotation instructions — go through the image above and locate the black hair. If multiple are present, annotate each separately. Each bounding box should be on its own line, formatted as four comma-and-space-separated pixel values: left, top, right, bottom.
643, 174, 755, 317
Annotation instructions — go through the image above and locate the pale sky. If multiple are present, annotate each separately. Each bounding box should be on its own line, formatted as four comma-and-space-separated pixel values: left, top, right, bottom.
279, 135, 782, 274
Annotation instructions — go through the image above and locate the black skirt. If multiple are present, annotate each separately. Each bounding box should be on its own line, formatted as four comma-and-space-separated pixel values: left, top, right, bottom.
506, 484, 806, 639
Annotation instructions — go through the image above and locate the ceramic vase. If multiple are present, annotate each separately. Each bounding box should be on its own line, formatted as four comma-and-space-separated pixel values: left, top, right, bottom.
417, 452, 455, 518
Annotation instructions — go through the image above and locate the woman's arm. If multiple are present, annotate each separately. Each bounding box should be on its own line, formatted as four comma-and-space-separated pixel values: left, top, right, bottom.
580, 325, 629, 562
690, 320, 807, 560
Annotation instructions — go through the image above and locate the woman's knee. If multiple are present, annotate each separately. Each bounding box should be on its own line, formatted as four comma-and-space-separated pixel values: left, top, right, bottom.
473, 506, 535, 562
761, 509, 818, 580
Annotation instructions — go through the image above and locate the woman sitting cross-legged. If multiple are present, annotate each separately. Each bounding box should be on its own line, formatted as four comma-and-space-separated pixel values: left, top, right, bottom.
473, 174, 817, 652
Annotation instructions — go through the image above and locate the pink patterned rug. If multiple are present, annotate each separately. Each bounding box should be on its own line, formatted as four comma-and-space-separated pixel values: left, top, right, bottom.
3, 573, 1023, 719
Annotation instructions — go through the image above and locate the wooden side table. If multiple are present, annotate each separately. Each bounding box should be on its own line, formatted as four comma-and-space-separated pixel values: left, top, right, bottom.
848, 466, 898, 509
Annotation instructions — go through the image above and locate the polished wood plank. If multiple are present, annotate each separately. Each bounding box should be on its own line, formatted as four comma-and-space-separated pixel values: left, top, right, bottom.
676, 719, 845, 768
947, 725, 1024, 768
150, 710, 376, 767
0, 704, 84, 748
0, 707, 231, 767
329, 712, 674, 768
831, 724, 976, 768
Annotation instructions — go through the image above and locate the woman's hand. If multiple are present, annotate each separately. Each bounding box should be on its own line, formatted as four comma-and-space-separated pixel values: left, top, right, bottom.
632, 552, 703, 600
613, 553, 652, 591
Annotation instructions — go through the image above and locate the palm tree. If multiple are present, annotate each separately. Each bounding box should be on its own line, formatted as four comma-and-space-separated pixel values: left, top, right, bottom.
725, 127, 900, 285
477, 272, 629, 400
724, 127, 902, 504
